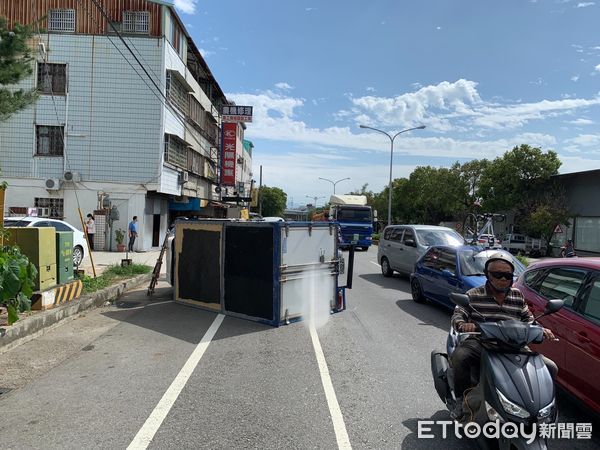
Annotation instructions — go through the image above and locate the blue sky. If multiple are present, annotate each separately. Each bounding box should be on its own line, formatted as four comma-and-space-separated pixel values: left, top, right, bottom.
173, 0, 600, 208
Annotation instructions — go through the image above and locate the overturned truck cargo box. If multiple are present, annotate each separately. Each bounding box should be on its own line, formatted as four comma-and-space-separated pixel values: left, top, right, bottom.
171, 220, 353, 326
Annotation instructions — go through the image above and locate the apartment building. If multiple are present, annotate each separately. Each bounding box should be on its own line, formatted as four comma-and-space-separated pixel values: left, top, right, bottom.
0, 0, 251, 250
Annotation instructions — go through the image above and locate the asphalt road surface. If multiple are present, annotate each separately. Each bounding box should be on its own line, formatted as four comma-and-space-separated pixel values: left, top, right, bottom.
0, 249, 597, 449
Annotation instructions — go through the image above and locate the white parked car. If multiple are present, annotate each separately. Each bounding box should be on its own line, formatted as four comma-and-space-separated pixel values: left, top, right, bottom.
3, 217, 87, 266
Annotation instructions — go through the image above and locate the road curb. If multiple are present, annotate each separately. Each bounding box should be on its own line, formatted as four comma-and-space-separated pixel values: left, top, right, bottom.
0, 273, 152, 354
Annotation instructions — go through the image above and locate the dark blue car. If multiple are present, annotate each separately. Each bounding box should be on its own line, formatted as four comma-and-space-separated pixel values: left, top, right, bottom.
410, 245, 526, 309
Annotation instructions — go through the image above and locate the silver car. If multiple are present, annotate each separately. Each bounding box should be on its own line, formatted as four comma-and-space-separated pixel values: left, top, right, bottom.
377, 225, 464, 277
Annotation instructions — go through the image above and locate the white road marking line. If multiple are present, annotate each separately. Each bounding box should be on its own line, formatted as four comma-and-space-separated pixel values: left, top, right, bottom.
116, 300, 174, 311
370, 261, 381, 267
127, 314, 225, 449
309, 325, 352, 450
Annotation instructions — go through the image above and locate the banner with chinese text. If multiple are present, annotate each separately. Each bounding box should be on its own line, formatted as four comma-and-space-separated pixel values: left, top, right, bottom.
221, 122, 237, 186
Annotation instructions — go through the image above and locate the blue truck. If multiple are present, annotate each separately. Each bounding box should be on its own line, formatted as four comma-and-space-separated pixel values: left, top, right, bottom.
328, 195, 375, 250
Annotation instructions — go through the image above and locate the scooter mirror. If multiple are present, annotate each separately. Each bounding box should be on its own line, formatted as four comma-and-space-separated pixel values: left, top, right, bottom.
544, 299, 564, 315
450, 293, 470, 308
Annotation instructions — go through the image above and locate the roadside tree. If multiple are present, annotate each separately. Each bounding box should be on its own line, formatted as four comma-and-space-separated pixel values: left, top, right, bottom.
259, 186, 287, 217
0, 17, 38, 121
477, 144, 561, 213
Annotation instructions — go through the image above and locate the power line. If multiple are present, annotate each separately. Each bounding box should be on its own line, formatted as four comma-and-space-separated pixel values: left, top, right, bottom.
83, 0, 220, 161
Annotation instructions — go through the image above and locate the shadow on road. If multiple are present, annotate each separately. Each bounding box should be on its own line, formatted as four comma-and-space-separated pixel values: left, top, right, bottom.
401, 410, 475, 449
101, 282, 273, 345
395, 297, 453, 334
358, 272, 412, 291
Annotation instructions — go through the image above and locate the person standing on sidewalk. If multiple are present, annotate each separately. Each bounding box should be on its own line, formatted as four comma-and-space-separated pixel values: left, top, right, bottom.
128, 216, 138, 252
86, 214, 96, 250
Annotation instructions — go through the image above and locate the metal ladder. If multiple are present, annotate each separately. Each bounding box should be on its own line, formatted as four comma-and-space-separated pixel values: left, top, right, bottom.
147, 229, 172, 296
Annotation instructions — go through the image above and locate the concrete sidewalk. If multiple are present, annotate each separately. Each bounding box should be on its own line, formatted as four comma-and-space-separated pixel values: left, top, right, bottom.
79, 249, 165, 275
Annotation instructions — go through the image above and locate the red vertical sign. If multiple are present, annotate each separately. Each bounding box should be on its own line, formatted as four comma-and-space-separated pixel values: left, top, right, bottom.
221, 122, 237, 186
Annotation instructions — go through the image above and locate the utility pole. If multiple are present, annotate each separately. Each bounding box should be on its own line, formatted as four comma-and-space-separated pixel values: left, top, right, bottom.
259, 165, 263, 216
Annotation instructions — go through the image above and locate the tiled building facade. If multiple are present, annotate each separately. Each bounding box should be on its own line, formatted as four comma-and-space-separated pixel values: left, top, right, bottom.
0, 0, 251, 250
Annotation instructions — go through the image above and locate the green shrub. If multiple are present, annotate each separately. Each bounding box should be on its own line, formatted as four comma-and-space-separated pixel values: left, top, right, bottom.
516, 254, 530, 267
0, 245, 37, 324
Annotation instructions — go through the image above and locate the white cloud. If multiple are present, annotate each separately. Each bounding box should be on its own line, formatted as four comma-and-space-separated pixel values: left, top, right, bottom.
564, 134, 600, 146
576, 2, 595, 7
436, 26, 442, 30
529, 77, 545, 85
567, 118, 594, 125
471, 96, 600, 129
346, 79, 600, 131
198, 48, 214, 58
228, 86, 600, 199
305, 7, 316, 12
559, 156, 600, 173
595, 64, 600, 72
275, 82, 294, 90
349, 79, 482, 129
174, 0, 197, 14
366, 87, 376, 92
571, 75, 580, 81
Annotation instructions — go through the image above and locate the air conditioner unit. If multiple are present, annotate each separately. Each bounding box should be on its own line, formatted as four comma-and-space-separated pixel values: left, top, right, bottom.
63, 171, 81, 182
173, 195, 188, 203
45, 178, 61, 190
179, 172, 189, 184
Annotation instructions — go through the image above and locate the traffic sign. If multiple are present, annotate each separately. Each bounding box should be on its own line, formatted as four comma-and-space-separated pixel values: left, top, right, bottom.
554, 224, 564, 233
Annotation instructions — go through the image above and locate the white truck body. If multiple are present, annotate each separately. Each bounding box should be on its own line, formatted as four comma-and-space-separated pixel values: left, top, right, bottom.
329, 194, 368, 206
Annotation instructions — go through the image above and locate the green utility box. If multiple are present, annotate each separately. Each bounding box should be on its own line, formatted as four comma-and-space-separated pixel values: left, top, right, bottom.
55, 231, 74, 284
6, 227, 57, 291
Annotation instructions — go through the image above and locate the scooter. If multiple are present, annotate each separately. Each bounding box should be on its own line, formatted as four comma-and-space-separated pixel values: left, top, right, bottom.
431, 293, 564, 449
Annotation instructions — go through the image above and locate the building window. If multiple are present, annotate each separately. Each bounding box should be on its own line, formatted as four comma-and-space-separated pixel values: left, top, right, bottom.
48, 9, 75, 32
37, 63, 67, 95
171, 22, 181, 53
575, 217, 600, 253
164, 134, 188, 169
189, 96, 205, 127
166, 71, 189, 115
36, 125, 64, 156
35, 198, 64, 219
123, 11, 150, 34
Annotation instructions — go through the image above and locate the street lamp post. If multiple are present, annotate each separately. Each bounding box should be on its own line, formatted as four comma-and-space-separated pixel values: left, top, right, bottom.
306, 195, 325, 208
318, 177, 351, 195
359, 124, 426, 226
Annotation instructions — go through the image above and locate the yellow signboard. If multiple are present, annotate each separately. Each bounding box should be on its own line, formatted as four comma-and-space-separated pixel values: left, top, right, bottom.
251, 188, 258, 207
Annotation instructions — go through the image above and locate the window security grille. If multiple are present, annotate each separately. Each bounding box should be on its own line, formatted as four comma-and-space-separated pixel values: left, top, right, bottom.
166, 71, 189, 114
164, 135, 188, 169
36, 126, 64, 156
48, 9, 75, 32
123, 11, 150, 34
37, 63, 67, 95
189, 96, 204, 127
35, 197, 64, 219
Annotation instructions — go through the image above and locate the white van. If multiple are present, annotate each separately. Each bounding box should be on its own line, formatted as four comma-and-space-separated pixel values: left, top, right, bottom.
377, 224, 464, 277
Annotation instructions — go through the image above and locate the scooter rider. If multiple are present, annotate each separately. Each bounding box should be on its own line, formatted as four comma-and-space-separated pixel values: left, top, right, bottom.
449, 252, 558, 420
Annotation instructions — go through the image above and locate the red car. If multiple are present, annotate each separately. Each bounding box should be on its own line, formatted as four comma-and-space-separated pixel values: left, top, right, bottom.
514, 258, 600, 414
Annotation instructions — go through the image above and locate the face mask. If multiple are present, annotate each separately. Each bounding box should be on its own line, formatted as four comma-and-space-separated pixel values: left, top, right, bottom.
487, 277, 513, 294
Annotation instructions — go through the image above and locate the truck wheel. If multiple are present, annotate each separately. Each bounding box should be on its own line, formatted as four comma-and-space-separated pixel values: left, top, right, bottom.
381, 257, 393, 277
411, 279, 426, 303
